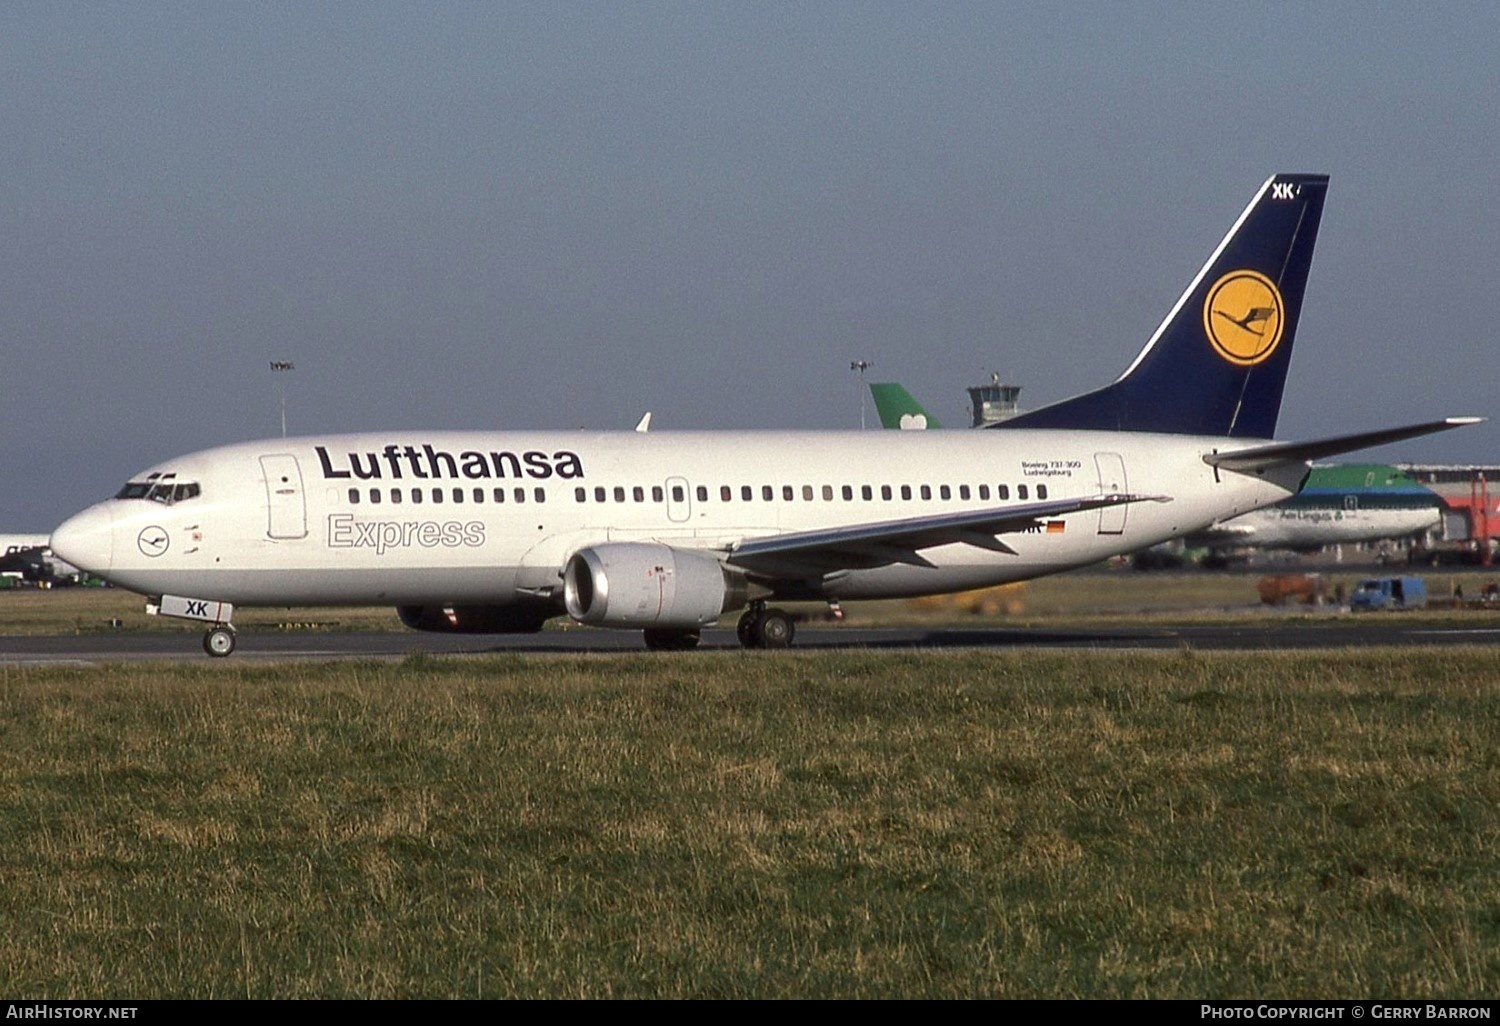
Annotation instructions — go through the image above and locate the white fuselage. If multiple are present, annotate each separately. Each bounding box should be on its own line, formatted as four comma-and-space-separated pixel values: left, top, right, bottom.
1198, 504, 1441, 550
0, 533, 79, 580
1, 534, 52, 562
52, 428, 1303, 610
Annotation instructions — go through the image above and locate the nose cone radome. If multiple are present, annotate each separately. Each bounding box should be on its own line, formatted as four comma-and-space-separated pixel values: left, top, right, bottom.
51, 503, 116, 576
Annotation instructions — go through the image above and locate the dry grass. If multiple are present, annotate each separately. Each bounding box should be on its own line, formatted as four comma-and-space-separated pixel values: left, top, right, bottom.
0, 649, 1495, 998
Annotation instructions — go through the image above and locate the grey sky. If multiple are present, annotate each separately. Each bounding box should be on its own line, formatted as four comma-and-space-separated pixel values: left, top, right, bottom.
3, 3, 1498, 529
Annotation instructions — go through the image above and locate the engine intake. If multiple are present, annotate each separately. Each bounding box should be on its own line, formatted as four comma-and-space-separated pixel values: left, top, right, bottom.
563, 543, 746, 628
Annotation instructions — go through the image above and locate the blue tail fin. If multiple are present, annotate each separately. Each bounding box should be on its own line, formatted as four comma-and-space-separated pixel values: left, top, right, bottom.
995, 174, 1328, 438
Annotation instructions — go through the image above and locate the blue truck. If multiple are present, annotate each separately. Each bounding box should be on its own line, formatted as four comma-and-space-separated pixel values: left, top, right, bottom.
1349, 576, 1428, 611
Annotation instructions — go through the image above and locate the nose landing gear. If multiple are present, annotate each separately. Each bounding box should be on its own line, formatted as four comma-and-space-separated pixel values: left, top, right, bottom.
202, 624, 237, 658
147, 595, 239, 658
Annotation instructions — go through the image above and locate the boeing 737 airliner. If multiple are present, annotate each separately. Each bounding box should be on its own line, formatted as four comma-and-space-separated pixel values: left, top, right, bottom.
50, 174, 1479, 654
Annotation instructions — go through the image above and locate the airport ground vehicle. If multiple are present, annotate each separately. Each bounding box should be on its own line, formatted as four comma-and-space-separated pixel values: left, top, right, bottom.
1349, 576, 1428, 611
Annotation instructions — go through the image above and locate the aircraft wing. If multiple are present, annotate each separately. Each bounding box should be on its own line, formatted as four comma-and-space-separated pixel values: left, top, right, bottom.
1204, 418, 1483, 473
727, 493, 1168, 576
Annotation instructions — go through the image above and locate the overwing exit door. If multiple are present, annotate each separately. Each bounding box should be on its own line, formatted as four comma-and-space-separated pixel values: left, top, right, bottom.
1094, 453, 1128, 535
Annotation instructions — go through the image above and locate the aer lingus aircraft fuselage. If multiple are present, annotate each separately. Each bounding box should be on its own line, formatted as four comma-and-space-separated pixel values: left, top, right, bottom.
49, 174, 1480, 653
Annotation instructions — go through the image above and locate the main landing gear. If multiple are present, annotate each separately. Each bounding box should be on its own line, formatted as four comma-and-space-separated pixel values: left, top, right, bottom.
737, 602, 794, 650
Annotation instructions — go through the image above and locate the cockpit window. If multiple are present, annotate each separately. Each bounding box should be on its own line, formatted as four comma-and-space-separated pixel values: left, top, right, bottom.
115, 477, 200, 505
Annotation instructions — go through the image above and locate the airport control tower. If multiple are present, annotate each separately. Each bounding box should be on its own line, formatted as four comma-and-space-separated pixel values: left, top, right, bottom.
967, 373, 1022, 427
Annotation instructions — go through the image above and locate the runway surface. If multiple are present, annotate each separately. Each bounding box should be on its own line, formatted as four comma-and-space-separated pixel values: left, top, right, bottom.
5, 618, 1500, 664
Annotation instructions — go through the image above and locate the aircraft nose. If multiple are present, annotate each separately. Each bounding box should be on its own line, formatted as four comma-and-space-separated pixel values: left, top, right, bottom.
51, 503, 116, 575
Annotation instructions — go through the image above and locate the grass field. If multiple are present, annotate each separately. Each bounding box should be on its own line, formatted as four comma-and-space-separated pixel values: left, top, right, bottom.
1, 648, 1495, 998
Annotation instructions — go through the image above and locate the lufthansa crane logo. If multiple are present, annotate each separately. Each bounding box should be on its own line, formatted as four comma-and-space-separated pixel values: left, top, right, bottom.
1203, 270, 1284, 367
137, 526, 170, 558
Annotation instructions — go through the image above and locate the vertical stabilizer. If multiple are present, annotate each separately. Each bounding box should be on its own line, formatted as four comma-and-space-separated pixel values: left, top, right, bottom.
995, 174, 1328, 438
869, 382, 942, 430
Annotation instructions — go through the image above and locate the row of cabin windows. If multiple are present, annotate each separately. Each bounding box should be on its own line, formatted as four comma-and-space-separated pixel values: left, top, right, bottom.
571, 482, 1049, 504
349, 486, 546, 506
347, 481, 1052, 508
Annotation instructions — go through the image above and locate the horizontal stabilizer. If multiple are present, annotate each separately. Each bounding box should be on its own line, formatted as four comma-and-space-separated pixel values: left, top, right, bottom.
1203, 418, 1484, 472
729, 493, 1169, 576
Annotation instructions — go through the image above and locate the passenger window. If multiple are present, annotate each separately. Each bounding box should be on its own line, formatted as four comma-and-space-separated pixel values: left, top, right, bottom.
882, 485, 892, 501
741, 485, 752, 501
802, 485, 814, 501
348, 488, 360, 504
1018, 485, 1029, 500
979, 484, 990, 500
391, 489, 403, 504
452, 488, 463, 503
474, 488, 485, 503
822, 485, 833, 501
959, 485, 970, 500
535, 488, 546, 503
861, 485, 872, 500
615, 487, 626, 503
370, 489, 382, 504
514, 488, 526, 503
920, 485, 932, 500
432, 488, 443, 503
412, 489, 423, 505
595, 487, 606, 502
696, 485, 708, 502
842, 485, 853, 501
721, 486, 732, 502
653, 486, 664, 502
763, 485, 773, 501
900, 485, 911, 501
783, 485, 794, 501
634, 486, 645, 502
940, 485, 951, 500
576, 487, 586, 502
492, 488, 504, 504
997, 485, 1009, 500
1037, 484, 1048, 500
672, 486, 684, 502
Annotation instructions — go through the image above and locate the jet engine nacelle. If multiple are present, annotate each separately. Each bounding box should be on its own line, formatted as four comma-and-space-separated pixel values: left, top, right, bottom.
396, 603, 555, 634
563, 543, 747, 628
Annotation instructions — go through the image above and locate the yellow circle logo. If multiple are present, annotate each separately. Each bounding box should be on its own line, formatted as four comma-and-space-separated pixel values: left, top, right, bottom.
1203, 270, 1284, 366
